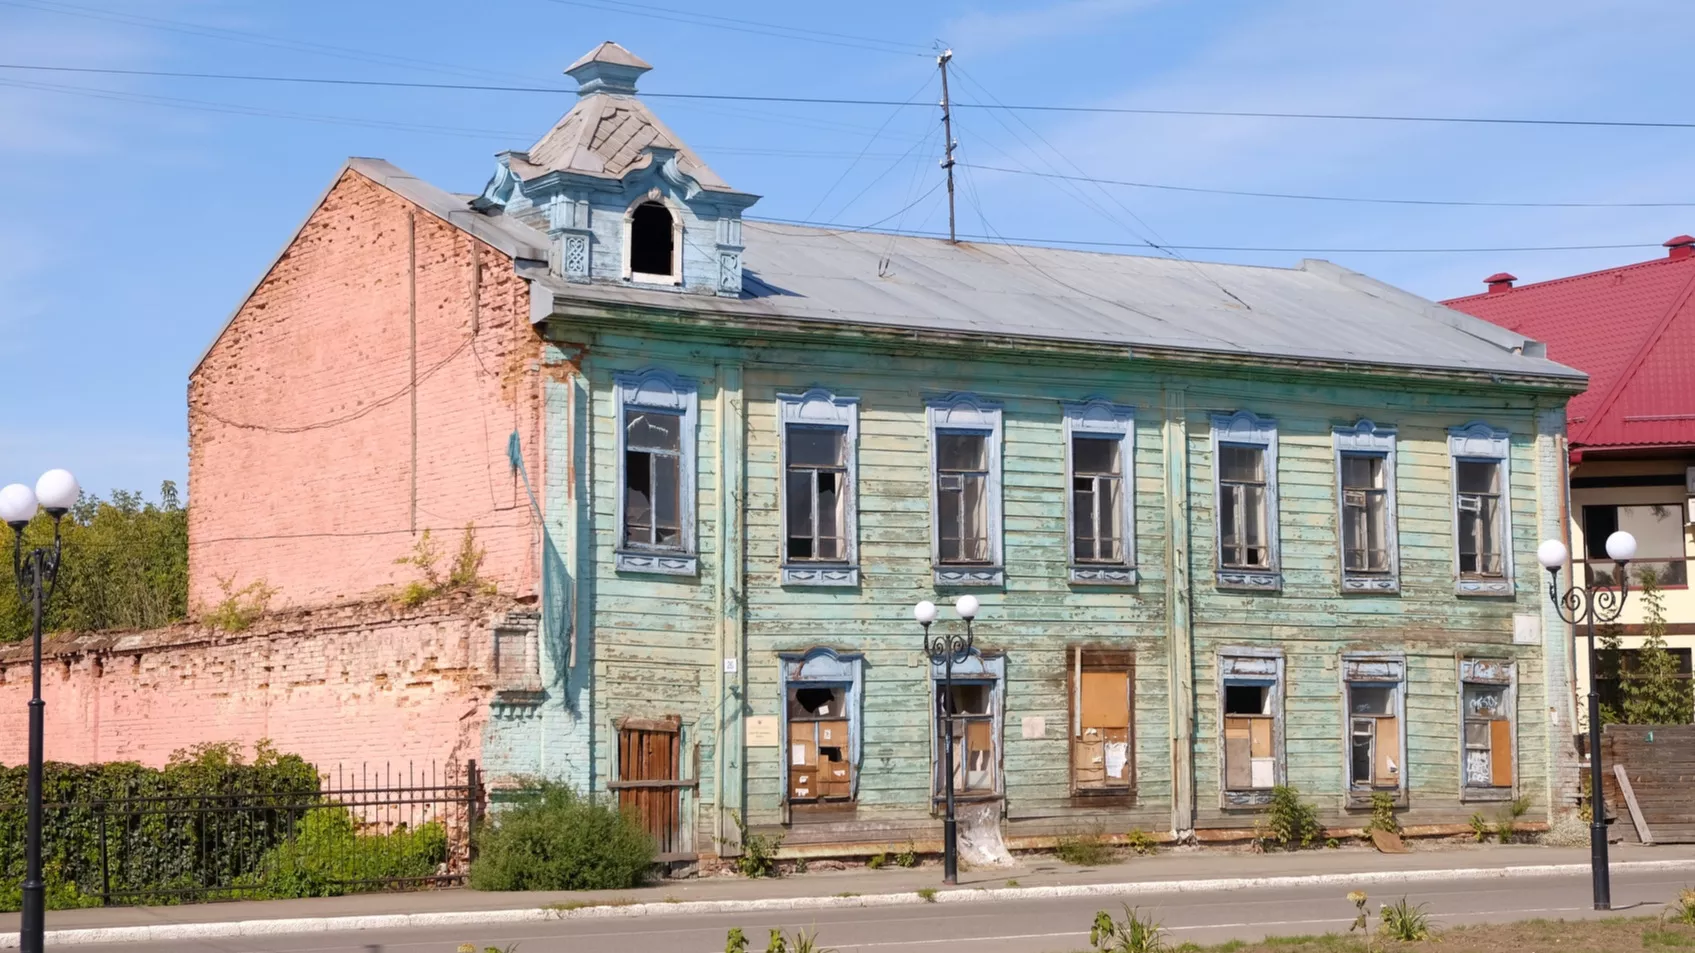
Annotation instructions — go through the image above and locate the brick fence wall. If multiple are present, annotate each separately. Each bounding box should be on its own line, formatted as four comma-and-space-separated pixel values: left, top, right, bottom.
188, 167, 546, 612
0, 596, 508, 772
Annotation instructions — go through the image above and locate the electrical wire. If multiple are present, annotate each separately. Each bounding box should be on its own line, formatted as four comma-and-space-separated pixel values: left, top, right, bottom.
193, 339, 471, 434
804, 73, 935, 222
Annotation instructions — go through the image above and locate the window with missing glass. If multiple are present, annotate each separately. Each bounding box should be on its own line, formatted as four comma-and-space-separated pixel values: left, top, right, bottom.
1460, 659, 1515, 796
1064, 399, 1136, 584
1343, 655, 1406, 800
613, 368, 698, 576
1449, 422, 1515, 596
1334, 420, 1400, 593
927, 394, 1003, 586
777, 389, 860, 586
1211, 411, 1280, 590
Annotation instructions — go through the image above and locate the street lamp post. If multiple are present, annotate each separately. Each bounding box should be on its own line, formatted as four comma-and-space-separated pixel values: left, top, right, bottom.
914, 595, 978, 886
1537, 529, 1636, 912
1, 469, 80, 953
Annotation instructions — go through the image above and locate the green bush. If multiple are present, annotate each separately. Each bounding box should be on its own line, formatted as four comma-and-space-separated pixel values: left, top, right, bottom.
245, 807, 446, 898
469, 782, 653, 891
1265, 785, 1323, 850
0, 741, 319, 911
1055, 830, 1118, 867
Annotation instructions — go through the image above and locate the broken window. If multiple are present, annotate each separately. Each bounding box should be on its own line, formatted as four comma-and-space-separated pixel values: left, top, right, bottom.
1461, 660, 1514, 792
1218, 444, 1270, 569
1071, 649, 1132, 794
623, 410, 684, 550
629, 201, 675, 278
787, 684, 852, 802
785, 427, 848, 562
1340, 453, 1390, 573
1223, 682, 1275, 791
1071, 436, 1125, 563
1455, 459, 1504, 577
938, 681, 997, 795
936, 432, 991, 564
1346, 676, 1402, 791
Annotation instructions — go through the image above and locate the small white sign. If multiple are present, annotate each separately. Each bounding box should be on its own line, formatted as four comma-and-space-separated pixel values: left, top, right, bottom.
1021, 716, 1046, 739
1513, 614, 1541, 645
723, 658, 738, 674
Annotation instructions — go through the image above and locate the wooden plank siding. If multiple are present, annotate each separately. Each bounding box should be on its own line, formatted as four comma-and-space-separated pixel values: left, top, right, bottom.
550, 326, 1574, 854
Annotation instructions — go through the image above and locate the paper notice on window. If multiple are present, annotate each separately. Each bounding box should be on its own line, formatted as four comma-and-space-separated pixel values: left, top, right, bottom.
791, 744, 807, 766
1104, 742, 1128, 779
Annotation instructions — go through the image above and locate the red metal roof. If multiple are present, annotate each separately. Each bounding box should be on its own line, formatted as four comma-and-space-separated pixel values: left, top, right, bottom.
1444, 242, 1695, 453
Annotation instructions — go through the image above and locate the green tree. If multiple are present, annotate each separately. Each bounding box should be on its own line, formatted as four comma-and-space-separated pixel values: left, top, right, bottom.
0, 482, 188, 643
1620, 568, 1694, 725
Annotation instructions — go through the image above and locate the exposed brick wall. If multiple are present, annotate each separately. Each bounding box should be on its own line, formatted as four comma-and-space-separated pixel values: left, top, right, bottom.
188, 168, 546, 612
0, 597, 507, 771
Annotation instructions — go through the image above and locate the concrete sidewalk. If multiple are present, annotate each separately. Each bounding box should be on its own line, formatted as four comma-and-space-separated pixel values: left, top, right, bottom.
5, 842, 1694, 938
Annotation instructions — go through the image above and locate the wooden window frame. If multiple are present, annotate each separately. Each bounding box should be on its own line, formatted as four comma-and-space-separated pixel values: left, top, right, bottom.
1341, 653, 1408, 808
1069, 647, 1136, 799
1063, 398, 1137, 585
928, 650, 1006, 803
1217, 646, 1285, 809
927, 393, 1004, 587
621, 191, 684, 286
1459, 657, 1517, 801
1333, 419, 1401, 594
1211, 411, 1281, 591
777, 389, 860, 587
1448, 421, 1516, 597
777, 648, 865, 814
613, 367, 699, 576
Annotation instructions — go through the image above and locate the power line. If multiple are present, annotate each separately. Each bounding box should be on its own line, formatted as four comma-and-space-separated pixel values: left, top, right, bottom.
8, 63, 1695, 131
960, 163, 1695, 210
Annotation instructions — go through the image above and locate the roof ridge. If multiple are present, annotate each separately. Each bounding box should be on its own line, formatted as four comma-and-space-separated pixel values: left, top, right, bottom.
1571, 264, 1695, 445
1444, 251, 1695, 304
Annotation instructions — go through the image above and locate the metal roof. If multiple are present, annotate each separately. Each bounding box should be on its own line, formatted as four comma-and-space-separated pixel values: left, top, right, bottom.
1445, 242, 1695, 450
530, 218, 1582, 382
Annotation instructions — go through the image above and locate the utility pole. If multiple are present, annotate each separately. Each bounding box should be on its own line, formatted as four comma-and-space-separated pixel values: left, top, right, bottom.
937, 49, 957, 244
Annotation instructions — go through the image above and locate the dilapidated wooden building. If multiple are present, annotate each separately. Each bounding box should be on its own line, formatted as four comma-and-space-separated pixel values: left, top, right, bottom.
191, 42, 1586, 863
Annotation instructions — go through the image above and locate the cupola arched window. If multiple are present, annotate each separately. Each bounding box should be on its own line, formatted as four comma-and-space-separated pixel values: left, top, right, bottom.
630, 201, 676, 279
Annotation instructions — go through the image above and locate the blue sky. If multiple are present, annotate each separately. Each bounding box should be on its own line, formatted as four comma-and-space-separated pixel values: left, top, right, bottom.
3, 0, 1694, 498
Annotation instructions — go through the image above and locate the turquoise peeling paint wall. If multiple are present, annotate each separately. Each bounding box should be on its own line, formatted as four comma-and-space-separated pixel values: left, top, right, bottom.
523, 324, 1572, 852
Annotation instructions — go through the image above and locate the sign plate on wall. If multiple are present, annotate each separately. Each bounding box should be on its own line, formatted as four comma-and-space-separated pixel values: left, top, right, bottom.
1513, 613, 1541, 645
745, 716, 779, 747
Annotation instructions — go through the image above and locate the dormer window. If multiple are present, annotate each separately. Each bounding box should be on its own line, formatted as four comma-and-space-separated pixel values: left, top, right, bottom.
629, 201, 677, 281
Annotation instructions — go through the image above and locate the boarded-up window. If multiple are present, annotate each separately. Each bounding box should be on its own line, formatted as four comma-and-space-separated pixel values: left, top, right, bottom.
787, 685, 852, 802
1347, 682, 1401, 790
1223, 683, 1275, 790
939, 681, 997, 794
1071, 649, 1133, 793
1462, 660, 1514, 790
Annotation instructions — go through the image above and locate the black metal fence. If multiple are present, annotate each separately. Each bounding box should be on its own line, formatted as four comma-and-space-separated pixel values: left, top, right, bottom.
5, 759, 482, 906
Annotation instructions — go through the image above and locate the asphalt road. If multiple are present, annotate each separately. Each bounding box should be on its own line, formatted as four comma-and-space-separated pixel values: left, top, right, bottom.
47, 867, 1687, 953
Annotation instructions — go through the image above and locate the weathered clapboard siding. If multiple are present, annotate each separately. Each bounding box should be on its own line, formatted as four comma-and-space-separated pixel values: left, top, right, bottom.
526, 320, 1575, 853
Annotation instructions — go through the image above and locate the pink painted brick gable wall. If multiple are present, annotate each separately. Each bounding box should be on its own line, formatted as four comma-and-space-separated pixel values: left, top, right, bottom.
189, 168, 546, 611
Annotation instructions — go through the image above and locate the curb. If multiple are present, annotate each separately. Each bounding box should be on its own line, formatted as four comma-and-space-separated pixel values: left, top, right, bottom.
6, 859, 1695, 948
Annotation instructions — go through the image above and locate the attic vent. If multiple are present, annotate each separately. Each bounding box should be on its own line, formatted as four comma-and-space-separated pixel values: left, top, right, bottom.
630, 202, 676, 279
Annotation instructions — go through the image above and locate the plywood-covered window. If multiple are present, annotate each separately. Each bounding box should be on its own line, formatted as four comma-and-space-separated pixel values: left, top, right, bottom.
927, 394, 1004, 587
1070, 648, 1133, 794
1343, 655, 1406, 797
1218, 648, 1284, 805
1461, 658, 1515, 796
613, 368, 698, 576
777, 389, 861, 587
1448, 422, 1515, 596
787, 685, 853, 802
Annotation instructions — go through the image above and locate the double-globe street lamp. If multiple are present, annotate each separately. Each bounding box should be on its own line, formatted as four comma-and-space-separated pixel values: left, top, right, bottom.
913, 595, 978, 886
0, 469, 80, 953
1537, 528, 1635, 912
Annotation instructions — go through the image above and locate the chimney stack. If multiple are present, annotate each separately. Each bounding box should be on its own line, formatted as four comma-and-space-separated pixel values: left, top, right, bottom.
1484, 272, 1516, 294
1665, 235, 1695, 260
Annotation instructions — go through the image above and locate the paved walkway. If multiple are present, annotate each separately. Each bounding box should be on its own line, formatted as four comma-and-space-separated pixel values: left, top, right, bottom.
4, 842, 1691, 935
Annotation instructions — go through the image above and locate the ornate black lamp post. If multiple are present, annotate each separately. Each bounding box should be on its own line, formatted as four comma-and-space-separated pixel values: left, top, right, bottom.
1537, 530, 1636, 912
1, 469, 79, 953
914, 595, 978, 886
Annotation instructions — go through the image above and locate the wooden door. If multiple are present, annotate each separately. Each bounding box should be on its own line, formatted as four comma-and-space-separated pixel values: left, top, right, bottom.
616, 717, 685, 858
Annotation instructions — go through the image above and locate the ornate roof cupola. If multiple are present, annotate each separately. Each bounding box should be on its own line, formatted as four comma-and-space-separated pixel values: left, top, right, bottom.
472, 41, 760, 297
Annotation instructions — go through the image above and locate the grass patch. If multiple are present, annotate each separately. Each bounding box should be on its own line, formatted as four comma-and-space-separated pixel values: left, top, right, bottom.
917, 887, 938, 903
542, 898, 637, 913
1056, 830, 1119, 867
1092, 918, 1695, 953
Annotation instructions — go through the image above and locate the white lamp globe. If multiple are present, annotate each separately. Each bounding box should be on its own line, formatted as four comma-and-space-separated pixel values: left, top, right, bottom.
1606, 530, 1638, 563
35, 469, 79, 513
0, 483, 38, 527
955, 594, 980, 620
913, 600, 938, 625
1536, 539, 1569, 570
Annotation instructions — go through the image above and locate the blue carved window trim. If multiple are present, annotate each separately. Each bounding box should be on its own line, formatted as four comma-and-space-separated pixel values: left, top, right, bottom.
778, 647, 865, 804
927, 393, 1004, 588
1063, 398, 1137, 586
1448, 421, 1515, 597
1217, 646, 1285, 810
929, 650, 1006, 801
1333, 419, 1401, 595
1342, 652, 1408, 807
1210, 410, 1281, 591
613, 367, 699, 576
777, 389, 860, 587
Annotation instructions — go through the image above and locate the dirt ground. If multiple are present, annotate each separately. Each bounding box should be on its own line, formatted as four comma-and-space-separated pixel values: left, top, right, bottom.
1161, 917, 1695, 953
